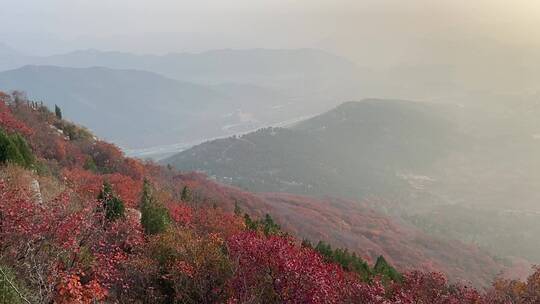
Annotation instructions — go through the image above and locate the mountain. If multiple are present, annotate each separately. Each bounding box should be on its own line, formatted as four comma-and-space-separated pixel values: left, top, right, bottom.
39, 48, 363, 92
0, 65, 300, 149
164, 99, 465, 201
1, 47, 366, 108
0, 47, 369, 152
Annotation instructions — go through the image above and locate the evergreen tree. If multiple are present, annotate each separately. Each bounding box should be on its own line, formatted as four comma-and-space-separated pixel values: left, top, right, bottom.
261, 213, 280, 236
98, 181, 125, 221
373, 255, 402, 283
301, 238, 313, 248
349, 252, 372, 281
243, 213, 258, 231
0, 129, 33, 168
0, 131, 23, 166
83, 157, 98, 172
234, 200, 242, 216
180, 185, 192, 202
242, 212, 281, 235
315, 241, 333, 260
10, 134, 34, 168
54, 104, 62, 120
140, 179, 171, 235
314, 240, 372, 281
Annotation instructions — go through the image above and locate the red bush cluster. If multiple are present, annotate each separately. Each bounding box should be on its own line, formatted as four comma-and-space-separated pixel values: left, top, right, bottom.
0, 93, 33, 136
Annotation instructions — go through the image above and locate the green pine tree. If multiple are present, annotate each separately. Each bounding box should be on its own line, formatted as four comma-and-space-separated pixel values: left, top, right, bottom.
10, 134, 34, 168
140, 179, 170, 235
244, 213, 258, 230
262, 213, 281, 236
301, 238, 313, 248
0, 129, 33, 168
234, 200, 242, 216
180, 185, 192, 202
314, 240, 372, 281
98, 181, 125, 221
315, 241, 333, 260
54, 104, 62, 120
373, 255, 402, 283
83, 157, 98, 172
350, 252, 372, 281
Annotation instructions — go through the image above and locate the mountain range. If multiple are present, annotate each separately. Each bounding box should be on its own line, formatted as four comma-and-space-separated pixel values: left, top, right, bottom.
0, 65, 294, 148
0, 44, 366, 151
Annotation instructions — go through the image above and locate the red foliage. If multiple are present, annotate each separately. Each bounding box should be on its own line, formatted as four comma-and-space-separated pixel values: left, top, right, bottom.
63, 143, 87, 168
54, 273, 107, 304
62, 168, 103, 198
91, 217, 145, 290
253, 193, 503, 287
227, 232, 350, 303
166, 201, 193, 226
0, 93, 33, 136
117, 157, 145, 180
90, 140, 124, 171
391, 271, 484, 304
0, 181, 104, 302
193, 207, 245, 239
103, 173, 142, 208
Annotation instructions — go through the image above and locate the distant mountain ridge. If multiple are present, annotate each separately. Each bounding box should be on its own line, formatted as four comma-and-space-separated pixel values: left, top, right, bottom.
0, 45, 368, 150
0, 65, 292, 148
0, 46, 364, 101
164, 99, 465, 201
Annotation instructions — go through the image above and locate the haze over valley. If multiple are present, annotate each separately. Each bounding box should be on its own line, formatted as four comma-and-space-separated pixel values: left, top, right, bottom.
2, 1, 540, 302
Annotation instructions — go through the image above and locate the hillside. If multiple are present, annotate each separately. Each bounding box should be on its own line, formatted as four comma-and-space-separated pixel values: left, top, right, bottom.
0, 65, 299, 149
1, 91, 535, 303
165, 99, 464, 199
165, 98, 540, 265
241, 193, 505, 287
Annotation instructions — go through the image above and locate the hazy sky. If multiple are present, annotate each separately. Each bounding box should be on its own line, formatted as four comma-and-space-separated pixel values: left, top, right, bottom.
2, 0, 540, 68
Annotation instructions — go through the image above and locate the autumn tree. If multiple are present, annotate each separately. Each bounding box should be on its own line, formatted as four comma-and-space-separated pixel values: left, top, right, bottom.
133, 228, 233, 303
227, 232, 349, 303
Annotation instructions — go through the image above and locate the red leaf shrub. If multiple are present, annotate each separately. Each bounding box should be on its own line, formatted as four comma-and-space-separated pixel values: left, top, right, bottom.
227, 232, 349, 303
0, 92, 33, 136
